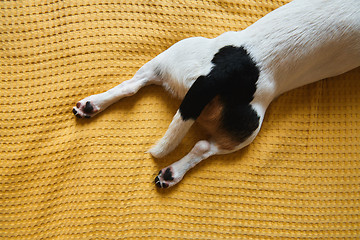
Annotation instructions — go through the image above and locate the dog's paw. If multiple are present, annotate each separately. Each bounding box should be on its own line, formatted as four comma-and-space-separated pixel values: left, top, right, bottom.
73, 100, 100, 118
154, 167, 182, 188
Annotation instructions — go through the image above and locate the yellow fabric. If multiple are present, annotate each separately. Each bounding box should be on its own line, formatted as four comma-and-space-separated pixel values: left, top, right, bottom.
1, 0, 359, 239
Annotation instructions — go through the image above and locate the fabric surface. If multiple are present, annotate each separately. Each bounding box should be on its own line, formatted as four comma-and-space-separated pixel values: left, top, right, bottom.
1, 0, 359, 239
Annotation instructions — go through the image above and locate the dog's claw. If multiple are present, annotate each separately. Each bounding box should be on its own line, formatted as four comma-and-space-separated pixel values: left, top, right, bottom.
155, 176, 162, 188
73, 108, 82, 118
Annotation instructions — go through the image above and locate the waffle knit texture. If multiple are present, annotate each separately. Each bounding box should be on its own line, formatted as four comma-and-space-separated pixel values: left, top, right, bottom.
1, 0, 360, 239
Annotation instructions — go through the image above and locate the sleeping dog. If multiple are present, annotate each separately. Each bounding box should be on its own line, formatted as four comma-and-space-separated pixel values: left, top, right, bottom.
73, 0, 360, 188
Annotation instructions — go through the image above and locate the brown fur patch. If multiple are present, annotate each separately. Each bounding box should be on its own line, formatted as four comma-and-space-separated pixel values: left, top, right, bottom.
197, 96, 240, 151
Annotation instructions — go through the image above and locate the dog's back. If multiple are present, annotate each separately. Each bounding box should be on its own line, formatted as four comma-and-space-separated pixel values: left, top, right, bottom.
149, 0, 360, 158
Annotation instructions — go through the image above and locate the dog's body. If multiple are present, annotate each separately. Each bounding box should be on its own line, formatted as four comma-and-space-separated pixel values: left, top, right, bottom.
73, 0, 360, 188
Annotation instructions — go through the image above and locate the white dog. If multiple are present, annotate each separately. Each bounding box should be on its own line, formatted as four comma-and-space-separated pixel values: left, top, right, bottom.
73, 0, 360, 188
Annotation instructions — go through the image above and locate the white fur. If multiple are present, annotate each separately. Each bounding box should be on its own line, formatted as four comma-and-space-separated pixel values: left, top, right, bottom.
74, 0, 360, 188
148, 111, 194, 158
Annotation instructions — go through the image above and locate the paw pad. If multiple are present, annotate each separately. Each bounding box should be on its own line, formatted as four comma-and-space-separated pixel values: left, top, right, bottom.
84, 101, 94, 114
155, 168, 176, 188
163, 168, 174, 181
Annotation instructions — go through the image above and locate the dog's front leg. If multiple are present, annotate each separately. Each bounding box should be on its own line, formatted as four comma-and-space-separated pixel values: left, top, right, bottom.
154, 140, 218, 188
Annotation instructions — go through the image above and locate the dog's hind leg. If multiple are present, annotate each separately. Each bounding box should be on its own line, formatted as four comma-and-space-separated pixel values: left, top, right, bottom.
73, 61, 160, 118
154, 140, 219, 188
148, 110, 195, 158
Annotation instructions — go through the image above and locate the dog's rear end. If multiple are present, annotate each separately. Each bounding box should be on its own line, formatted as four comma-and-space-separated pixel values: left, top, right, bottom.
73, 0, 360, 188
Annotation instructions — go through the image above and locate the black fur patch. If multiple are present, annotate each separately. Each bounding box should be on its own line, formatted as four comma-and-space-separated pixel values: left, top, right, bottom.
220, 101, 260, 143
179, 45, 260, 142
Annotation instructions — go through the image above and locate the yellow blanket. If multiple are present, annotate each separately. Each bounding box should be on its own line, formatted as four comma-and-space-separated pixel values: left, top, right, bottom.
1, 0, 359, 239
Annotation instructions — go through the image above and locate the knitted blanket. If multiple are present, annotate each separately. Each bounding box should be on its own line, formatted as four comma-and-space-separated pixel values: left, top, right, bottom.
1, 0, 359, 239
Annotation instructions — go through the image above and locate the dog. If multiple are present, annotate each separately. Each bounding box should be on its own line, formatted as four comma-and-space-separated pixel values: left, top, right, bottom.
73, 0, 360, 188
